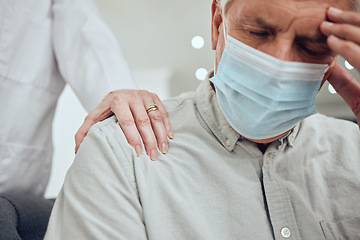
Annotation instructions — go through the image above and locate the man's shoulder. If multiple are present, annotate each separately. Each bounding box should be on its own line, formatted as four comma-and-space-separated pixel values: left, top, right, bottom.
300, 113, 359, 143
94, 115, 120, 131
84, 116, 138, 191
302, 113, 358, 132
87, 115, 137, 165
91, 116, 134, 156
162, 91, 196, 114
94, 89, 197, 140
88, 90, 198, 159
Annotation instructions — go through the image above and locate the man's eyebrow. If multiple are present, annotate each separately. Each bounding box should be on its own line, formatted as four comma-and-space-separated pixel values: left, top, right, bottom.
236, 16, 329, 46
255, 18, 278, 31
296, 35, 328, 45
237, 16, 280, 31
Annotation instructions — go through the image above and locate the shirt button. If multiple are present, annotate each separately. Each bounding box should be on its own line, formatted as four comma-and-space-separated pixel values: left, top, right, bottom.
266, 153, 271, 164
225, 139, 231, 147
281, 227, 291, 239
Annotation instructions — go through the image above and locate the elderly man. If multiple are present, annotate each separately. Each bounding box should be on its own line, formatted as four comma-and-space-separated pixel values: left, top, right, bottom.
46, 0, 360, 239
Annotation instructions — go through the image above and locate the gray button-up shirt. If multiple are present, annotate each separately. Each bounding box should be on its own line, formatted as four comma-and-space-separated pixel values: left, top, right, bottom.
46, 79, 360, 240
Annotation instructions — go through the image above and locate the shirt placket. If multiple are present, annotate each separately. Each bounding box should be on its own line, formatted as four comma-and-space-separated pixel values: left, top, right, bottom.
262, 146, 301, 240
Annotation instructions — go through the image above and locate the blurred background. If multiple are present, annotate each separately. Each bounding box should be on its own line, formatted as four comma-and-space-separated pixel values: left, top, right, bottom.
45, 0, 359, 198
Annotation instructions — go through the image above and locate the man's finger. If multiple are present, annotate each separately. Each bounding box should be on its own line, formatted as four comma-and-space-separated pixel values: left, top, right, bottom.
327, 35, 360, 70
326, 7, 360, 26
320, 22, 360, 45
328, 64, 360, 122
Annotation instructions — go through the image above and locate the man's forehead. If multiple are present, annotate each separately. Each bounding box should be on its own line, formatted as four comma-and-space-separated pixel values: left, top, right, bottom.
236, 0, 352, 10
228, 0, 353, 12
292, 0, 352, 8
226, 0, 349, 35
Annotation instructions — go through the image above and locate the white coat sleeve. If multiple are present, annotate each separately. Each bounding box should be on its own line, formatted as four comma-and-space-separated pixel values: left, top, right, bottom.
44, 123, 147, 239
52, 0, 137, 112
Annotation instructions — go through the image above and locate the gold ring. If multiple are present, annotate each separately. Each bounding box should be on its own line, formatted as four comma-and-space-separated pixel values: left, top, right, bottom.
146, 104, 159, 114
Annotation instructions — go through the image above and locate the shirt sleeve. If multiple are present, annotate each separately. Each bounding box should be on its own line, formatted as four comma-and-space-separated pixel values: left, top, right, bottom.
52, 0, 137, 112
44, 122, 147, 239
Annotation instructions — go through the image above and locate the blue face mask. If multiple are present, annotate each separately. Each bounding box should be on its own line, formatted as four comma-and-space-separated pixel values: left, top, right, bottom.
210, 22, 329, 140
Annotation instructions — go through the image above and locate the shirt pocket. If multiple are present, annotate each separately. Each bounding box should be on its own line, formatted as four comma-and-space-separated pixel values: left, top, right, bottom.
320, 217, 360, 240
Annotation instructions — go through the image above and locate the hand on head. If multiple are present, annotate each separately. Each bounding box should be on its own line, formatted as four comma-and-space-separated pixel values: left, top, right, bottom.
320, 7, 360, 127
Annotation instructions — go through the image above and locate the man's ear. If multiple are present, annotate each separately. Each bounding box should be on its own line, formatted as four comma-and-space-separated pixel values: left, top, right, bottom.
320, 56, 337, 88
211, 0, 223, 50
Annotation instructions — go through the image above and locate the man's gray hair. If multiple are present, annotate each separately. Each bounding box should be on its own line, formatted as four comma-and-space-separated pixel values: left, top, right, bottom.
219, 0, 360, 13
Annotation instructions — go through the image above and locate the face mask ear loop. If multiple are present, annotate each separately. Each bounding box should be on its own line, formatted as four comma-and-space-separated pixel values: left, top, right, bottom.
222, 11, 227, 41
215, 10, 228, 75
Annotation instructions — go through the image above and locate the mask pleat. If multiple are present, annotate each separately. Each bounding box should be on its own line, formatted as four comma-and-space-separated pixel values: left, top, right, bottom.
210, 34, 328, 140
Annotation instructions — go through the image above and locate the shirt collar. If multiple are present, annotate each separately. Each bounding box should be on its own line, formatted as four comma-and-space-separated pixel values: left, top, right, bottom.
283, 124, 299, 147
195, 72, 299, 151
196, 74, 240, 152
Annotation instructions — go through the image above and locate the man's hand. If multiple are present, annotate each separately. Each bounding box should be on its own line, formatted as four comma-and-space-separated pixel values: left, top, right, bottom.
75, 90, 173, 160
320, 7, 360, 127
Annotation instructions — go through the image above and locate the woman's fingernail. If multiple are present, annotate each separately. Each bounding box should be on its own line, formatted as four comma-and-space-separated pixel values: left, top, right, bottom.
322, 21, 334, 27
161, 143, 168, 154
150, 149, 158, 161
169, 131, 174, 139
329, 7, 342, 15
135, 145, 142, 156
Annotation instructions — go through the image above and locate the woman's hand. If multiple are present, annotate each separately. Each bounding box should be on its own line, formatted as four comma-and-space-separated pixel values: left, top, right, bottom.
320, 7, 360, 127
75, 90, 173, 160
